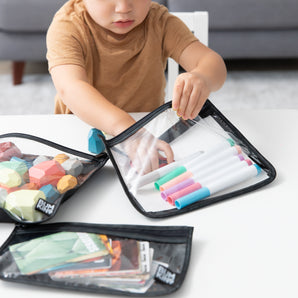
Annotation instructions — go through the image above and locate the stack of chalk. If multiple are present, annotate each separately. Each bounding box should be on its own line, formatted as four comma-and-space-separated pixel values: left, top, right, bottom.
137, 139, 261, 209
0, 141, 91, 222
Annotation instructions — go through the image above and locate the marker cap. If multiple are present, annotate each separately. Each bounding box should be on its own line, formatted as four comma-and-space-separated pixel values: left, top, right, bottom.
168, 182, 202, 205
254, 164, 262, 175
160, 178, 195, 200
154, 166, 187, 190
175, 186, 211, 209
159, 171, 193, 192
227, 138, 235, 146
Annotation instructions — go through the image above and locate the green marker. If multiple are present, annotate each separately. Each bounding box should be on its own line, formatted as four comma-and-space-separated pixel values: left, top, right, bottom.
154, 166, 187, 190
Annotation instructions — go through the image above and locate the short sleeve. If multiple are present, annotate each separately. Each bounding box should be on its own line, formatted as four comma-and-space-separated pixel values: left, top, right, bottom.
162, 13, 198, 63
46, 17, 86, 71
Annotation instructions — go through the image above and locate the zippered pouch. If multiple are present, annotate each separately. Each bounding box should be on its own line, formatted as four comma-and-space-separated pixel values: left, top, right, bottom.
0, 133, 108, 224
0, 222, 193, 296
103, 100, 276, 218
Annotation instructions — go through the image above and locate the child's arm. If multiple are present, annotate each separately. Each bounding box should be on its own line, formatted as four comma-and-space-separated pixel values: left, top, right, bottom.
172, 41, 227, 120
50, 64, 174, 173
50, 64, 136, 136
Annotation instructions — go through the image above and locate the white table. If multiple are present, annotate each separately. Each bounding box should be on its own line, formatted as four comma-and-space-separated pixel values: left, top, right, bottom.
0, 110, 298, 298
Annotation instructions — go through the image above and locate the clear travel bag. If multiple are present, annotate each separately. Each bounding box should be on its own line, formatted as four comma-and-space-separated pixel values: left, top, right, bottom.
100, 100, 276, 218
0, 133, 108, 224
0, 222, 193, 296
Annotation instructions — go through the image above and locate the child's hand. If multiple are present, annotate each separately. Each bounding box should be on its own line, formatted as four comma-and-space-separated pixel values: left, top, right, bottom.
172, 71, 211, 120
123, 128, 174, 175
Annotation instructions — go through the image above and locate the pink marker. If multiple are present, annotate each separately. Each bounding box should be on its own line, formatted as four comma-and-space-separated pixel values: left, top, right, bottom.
167, 183, 202, 205
160, 178, 195, 200
161, 159, 253, 202
137, 139, 235, 189
175, 164, 261, 209
160, 152, 244, 192
156, 145, 242, 190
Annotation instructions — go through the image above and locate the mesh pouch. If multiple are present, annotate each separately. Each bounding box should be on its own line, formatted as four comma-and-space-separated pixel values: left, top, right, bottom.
0, 222, 193, 296
0, 133, 108, 224
102, 100, 276, 218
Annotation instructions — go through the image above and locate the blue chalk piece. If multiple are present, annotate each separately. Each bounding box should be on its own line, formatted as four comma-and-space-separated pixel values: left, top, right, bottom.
40, 184, 60, 204
10, 156, 33, 170
88, 128, 105, 154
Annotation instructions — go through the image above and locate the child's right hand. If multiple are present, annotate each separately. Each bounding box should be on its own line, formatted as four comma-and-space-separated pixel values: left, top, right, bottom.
122, 128, 174, 175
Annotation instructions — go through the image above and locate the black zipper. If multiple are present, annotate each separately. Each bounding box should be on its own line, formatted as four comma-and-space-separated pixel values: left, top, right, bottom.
0, 132, 107, 161
107, 101, 172, 147
1, 222, 193, 250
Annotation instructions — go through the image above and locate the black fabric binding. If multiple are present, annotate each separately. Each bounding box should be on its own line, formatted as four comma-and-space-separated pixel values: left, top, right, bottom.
0, 222, 193, 297
0, 133, 109, 224
104, 99, 277, 218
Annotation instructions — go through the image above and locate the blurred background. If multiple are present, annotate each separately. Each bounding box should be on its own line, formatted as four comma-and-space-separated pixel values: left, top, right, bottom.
0, 0, 297, 114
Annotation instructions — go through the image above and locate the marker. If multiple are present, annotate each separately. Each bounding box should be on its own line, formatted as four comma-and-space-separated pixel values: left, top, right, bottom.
160, 176, 195, 200
175, 164, 262, 209
135, 150, 203, 188
157, 145, 242, 191
161, 158, 252, 201
160, 154, 245, 191
167, 182, 202, 205
136, 139, 235, 189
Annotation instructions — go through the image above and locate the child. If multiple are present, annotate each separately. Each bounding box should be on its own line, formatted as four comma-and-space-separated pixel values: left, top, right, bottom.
46, 0, 227, 174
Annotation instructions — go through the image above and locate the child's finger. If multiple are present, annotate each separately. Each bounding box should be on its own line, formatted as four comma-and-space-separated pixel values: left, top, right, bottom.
183, 85, 200, 119
156, 140, 174, 164
172, 78, 184, 111
178, 82, 193, 118
190, 90, 209, 119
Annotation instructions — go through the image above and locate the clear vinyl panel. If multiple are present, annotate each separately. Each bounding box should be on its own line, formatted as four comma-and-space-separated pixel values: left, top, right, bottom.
0, 229, 190, 295
110, 108, 269, 213
0, 136, 102, 223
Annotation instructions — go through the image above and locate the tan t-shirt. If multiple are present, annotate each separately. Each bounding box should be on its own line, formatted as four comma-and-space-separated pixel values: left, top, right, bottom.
46, 0, 198, 114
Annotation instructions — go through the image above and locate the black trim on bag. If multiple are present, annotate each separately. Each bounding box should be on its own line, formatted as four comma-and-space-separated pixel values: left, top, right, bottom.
0, 133, 109, 225
0, 222, 193, 297
0, 132, 106, 161
105, 100, 277, 218
107, 102, 172, 147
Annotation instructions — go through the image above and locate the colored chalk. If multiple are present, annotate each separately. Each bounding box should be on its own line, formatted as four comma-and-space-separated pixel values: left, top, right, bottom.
0, 168, 22, 188
10, 157, 32, 170
29, 160, 65, 188
0, 188, 7, 208
0, 184, 19, 194
88, 128, 105, 154
54, 153, 69, 164
5, 189, 45, 222
61, 159, 83, 177
0, 160, 28, 176
167, 182, 202, 205
0, 142, 22, 161
40, 184, 60, 203
154, 166, 187, 190
33, 155, 51, 166
19, 182, 38, 191
57, 175, 78, 194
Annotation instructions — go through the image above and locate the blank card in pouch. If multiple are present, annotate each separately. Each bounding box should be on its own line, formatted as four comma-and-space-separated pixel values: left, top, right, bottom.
0, 133, 108, 224
103, 100, 276, 218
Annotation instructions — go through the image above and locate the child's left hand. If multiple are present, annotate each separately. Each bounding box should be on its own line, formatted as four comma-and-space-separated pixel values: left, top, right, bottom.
122, 128, 174, 175
172, 71, 211, 120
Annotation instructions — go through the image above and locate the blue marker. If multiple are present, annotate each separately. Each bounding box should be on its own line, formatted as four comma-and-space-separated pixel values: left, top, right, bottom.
175, 164, 262, 209
136, 139, 235, 189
